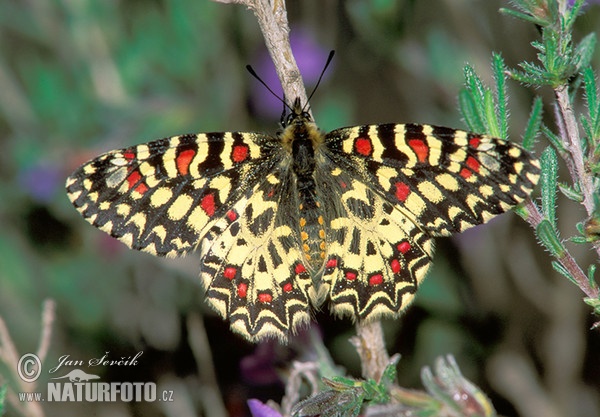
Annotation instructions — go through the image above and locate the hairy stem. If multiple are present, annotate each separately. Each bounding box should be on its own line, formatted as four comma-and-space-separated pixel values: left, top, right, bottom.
522, 199, 598, 298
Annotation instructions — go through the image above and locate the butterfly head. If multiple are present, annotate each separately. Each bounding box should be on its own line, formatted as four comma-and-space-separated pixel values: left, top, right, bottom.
280, 97, 323, 150
281, 97, 312, 128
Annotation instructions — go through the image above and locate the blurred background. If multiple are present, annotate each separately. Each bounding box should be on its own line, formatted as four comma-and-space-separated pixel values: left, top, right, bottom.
0, 0, 599, 416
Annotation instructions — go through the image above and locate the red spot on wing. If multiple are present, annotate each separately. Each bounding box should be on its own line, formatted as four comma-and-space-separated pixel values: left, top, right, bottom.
258, 292, 272, 303
369, 274, 383, 286
282, 283, 293, 292
469, 136, 481, 148
223, 267, 237, 280
459, 168, 472, 179
355, 137, 373, 156
227, 210, 238, 222
460, 156, 481, 179
345, 271, 357, 281
395, 182, 410, 202
200, 193, 216, 216
390, 259, 401, 273
127, 170, 148, 194
237, 283, 248, 298
408, 139, 428, 163
397, 241, 411, 254
326, 258, 338, 268
123, 150, 135, 161
466, 156, 480, 172
176, 149, 195, 176
232, 145, 249, 163
127, 171, 142, 189
134, 183, 149, 195
295, 263, 306, 274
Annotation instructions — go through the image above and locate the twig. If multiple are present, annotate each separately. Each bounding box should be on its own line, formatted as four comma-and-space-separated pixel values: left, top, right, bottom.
187, 313, 228, 417
36, 300, 55, 365
554, 85, 600, 259
521, 198, 598, 299
350, 321, 390, 381
212, 0, 308, 109
0, 300, 53, 417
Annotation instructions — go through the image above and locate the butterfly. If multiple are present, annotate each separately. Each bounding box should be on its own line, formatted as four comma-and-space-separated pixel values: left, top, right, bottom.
66, 97, 540, 342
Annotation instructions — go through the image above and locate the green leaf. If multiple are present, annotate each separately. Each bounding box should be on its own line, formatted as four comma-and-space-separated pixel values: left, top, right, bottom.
541, 125, 567, 154
540, 147, 558, 226
484, 89, 500, 138
558, 183, 584, 202
537, 219, 565, 258
583, 297, 600, 315
552, 261, 578, 286
492, 53, 508, 139
588, 264, 597, 289
522, 96, 543, 150
421, 356, 496, 417
0, 384, 6, 416
464, 65, 486, 109
458, 89, 485, 133
583, 67, 600, 140
569, 236, 588, 244
565, 0, 586, 29
499, 7, 548, 27
572, 33, 597, 75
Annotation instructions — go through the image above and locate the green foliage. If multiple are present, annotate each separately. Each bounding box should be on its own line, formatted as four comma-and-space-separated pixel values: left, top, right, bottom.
292, 356, 497, 417
420, 356, 496, 417
460, 0, 600, 323
292, 361, 396, 417
540, 147, 559, 226
0, 384, 6, 416
503, 0, 596, 87
459, 53, 542, 145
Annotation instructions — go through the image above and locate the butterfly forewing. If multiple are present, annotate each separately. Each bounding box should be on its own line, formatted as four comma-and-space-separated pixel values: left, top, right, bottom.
323, 123, 540, 237
66, 132, 282, 258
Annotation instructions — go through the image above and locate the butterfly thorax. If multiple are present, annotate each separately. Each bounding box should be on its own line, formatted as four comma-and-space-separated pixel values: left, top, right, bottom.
280, 102, 327, 273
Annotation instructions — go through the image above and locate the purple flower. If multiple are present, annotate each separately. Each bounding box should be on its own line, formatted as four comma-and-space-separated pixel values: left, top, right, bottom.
247, 399, 283, 417
18, 163, 62, 203
251, 27, 331, 118
569, 0, 600, 6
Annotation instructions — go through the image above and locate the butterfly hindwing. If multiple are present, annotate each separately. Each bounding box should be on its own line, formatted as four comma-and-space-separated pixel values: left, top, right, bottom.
315, 165, 434, 321
198, 170, 313, 342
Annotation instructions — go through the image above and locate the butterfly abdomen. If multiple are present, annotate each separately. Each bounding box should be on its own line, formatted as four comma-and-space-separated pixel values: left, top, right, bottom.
291, 129, 327, 274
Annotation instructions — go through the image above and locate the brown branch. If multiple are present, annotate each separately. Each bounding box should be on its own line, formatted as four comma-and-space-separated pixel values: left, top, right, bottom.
555, 83, 600, 260
521, 199, 598, 299
0, 301, 52, 417
350, 321, 391, 381
187, 313, 228, 417
212, 0, 308, 109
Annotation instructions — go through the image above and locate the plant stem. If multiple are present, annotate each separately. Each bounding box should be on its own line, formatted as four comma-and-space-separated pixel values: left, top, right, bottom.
351, 321, 390, 381
522, 199, 598, 298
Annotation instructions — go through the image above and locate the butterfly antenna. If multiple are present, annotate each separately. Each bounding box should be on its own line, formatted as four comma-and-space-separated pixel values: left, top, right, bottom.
246, 64, 292, 113
303, 50, 335, 112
